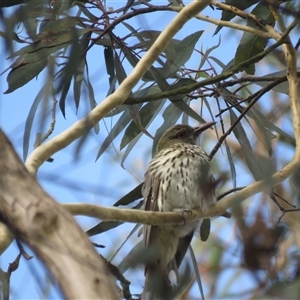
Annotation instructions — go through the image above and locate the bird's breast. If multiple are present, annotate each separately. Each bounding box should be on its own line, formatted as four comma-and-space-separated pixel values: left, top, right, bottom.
146, 144, 215, 237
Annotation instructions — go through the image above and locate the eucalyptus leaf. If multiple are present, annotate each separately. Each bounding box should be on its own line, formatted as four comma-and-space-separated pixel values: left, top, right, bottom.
96, 109, 131, 160
230, 110, 264, 181
234, 2, 275, 74
4, 58, 48, 94
23, 84, 51, 161
214, 0, 260, 35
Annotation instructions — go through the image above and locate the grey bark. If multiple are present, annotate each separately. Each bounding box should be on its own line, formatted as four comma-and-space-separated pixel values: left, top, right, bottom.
0, 129, 120, 299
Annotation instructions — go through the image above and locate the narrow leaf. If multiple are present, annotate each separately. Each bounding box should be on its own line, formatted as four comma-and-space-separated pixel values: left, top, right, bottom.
230, 110, 264, 181
4, 58, 48, 94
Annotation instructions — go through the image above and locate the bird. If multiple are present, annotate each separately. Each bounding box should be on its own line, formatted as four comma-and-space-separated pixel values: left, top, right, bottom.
142, 122, 217, 299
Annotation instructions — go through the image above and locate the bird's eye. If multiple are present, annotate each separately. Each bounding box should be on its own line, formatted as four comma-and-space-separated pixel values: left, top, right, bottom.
174, 131, 185, 139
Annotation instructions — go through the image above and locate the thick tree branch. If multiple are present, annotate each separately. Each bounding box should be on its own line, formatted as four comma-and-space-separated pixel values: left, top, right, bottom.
0, 130, 120, 299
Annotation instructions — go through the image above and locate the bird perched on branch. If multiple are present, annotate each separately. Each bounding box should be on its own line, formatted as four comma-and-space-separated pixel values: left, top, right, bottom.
142, 122, 216, 299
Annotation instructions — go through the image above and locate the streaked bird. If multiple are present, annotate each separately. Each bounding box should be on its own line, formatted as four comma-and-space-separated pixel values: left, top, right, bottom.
142, 122, 216, 299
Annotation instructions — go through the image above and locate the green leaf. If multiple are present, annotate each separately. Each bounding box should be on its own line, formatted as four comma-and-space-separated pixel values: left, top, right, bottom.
77, 2, 98, 22
103, 105, 127, 118
172, 30, 204, 66
23, 17, 38, 40
73, 59, 85, 110
230, 110, 264, 181
86, 78, 99, 134
163, 30, 204, 76
200, 219, 211, 241
173, 100, 206, 124
4, 57, 48, 94
73, 28, 93, 111
225, 141, 236, 188
105, 46, 115, 90
115, 51, 154, 141
198, 35, 221, 70
58, 30, 89, 116
87, 183, 143, 236
39, 17, 83, 33
121, 99, 165, 168
214, 0, 260, 35
9, 28, 91, 59
234, 2, 276, 74
23, 84, 51, 161
120, 101, 161, 150
254, 69, 300, 95
0, 30, 25, 43
16, 4, 53, 21
122, 47, 155, 82
96, 108, 137, 161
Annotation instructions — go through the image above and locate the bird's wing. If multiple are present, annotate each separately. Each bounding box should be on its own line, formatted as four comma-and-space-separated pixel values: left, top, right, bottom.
142, 172, 160, 248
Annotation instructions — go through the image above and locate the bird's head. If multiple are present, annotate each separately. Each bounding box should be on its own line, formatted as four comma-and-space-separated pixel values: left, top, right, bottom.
156, 122, 216, 152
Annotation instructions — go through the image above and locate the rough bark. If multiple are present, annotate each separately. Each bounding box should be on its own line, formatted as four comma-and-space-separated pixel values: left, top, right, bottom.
0, 129, 120, 299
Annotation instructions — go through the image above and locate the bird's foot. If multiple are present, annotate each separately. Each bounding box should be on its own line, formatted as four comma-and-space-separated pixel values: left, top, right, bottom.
172, 208, 192, 226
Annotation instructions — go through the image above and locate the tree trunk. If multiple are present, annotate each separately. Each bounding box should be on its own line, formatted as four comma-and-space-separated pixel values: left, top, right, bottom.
0, 129, 120, 299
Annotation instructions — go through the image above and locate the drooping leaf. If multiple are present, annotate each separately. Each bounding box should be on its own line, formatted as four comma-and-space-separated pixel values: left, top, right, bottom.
120, 101, 160, 150
173, 100, 206, 124
121, 99, 166, 168
214, 0, 260, 35
23, 84, 51, 161
114, 182, 143, 206
0, 30, 26, 43
122, 47, 155, 81
4, 57, 48, 94
262, 119, 295, 146
23, 17, 38, 40
87, 201, 143, 237
253, 69, 300, 95
225, 141, 236, 188
104, 46, 115, 91
9, 28, 91, 58
40, 16, 83, 33
96, 108, 134, 160
230, 110, 264, 181
110, 223, 142, 262
163, 30, 204, 76
117, 241, 144, 274
200, 219, 211, 241
58, 31, 88, 116
114, 51, 145, 137
103, 105, 127, 118
234, 2, 276, 74
77, 2, 98, 21
87, 183, 143, 236
198, 35, 221, 70
73, 58, 85, 110
14, 4, 53, 22
73, 27, 94, 112
86, 78, 99, 134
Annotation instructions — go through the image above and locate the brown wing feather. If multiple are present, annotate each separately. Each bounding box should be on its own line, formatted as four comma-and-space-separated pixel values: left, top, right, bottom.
143, 174, 160, 249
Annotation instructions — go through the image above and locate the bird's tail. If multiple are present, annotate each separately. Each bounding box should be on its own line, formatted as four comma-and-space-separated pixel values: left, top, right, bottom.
142, 266, 173, 300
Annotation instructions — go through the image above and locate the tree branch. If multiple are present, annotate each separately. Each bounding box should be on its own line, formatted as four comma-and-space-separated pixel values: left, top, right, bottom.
0, 130, 120, 299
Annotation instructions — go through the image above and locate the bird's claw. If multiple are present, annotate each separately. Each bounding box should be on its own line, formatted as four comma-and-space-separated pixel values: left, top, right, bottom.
173, 208, 192, 226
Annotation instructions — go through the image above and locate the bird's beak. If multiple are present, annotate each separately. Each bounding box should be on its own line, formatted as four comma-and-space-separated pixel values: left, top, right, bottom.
193, 121, 216, 136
